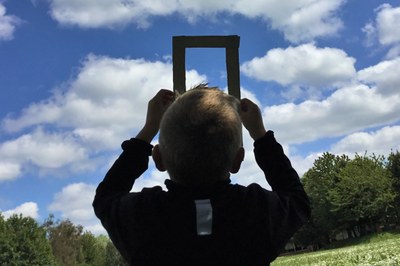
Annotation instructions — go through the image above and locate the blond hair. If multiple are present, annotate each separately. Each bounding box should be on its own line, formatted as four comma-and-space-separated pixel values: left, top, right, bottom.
159, 84, 242, 186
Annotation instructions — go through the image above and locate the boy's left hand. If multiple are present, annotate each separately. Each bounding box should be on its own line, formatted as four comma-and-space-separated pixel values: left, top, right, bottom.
136, 89, 175, 143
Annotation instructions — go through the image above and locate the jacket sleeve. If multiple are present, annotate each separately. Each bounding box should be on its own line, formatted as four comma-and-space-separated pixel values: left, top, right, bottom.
253, 131, 311, 255
92, 138, 153, 260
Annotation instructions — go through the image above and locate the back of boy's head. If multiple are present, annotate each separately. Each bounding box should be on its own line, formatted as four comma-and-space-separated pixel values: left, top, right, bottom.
159, 84, 242, 186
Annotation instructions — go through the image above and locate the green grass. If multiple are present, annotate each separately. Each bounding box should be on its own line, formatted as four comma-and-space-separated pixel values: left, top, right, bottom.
271, 231, 400, 266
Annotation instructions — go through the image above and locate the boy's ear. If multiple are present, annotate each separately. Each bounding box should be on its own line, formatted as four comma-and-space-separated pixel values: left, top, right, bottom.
152, 144, 166, 172
230, 147, 245, 174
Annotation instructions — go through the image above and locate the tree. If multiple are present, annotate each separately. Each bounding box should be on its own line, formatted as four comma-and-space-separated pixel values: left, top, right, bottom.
0, 213, 15, 264
329, 154, 396, 235
387, 150, 400, 223
80, 232, 106, 266
0, 213, 56, 266
299, 152, 350, 246
43, 215, 84, 266
105, 241, 129, 266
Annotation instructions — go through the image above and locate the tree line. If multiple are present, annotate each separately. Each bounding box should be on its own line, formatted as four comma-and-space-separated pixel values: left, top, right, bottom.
1, 151, 399, 264
0, 214, 128, 266
293, 150, 400, 250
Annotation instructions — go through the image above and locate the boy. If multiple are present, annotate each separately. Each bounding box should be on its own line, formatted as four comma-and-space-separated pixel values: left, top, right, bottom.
93, 85, 310, 265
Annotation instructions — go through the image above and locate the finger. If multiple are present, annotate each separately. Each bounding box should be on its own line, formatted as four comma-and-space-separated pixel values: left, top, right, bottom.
240, 98, 250, 112
154, 89, 174, 105
159, 89, 174, 95
162, 94, 175, 105
155, 89, 172, 99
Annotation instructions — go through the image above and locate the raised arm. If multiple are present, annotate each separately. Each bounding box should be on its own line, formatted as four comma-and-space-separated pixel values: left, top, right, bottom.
240, 98, 267, 141
93, 89, 174, 219
136, 89, 175, 143
240, 98, 310, 257
240, 97, 306, 191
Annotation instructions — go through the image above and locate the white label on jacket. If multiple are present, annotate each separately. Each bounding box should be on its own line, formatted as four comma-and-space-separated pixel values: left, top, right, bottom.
195, 199, 213, 235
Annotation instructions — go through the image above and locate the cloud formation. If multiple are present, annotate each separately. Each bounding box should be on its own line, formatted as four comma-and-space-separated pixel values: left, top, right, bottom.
2, 46, 399, 186
242, 43, 356, 88
1, 55, 205, 182
0, 128, 87, 168
2, 202, 39, 219
265, 83, 400, 145
358, 57, 400, 96
0, 2, 21, 41
0, 161, 21, 182
48, 182, 105, 234
375, 4, 400, 46
3, 55, 204, 136
0, 127, 91, 181
331, 125, 400, 156
363, 4, 400, 58
47, 0, 344, 43
2, 50, 400, 183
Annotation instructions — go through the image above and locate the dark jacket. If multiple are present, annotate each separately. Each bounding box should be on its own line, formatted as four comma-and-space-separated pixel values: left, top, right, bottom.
93, 131, 310, 265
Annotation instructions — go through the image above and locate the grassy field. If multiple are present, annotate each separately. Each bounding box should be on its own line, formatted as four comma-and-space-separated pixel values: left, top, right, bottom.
271, 231, 400, 266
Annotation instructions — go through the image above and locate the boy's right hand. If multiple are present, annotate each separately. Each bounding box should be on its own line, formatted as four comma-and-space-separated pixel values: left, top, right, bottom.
136, 89, 175, 143
240, 98, 267, 140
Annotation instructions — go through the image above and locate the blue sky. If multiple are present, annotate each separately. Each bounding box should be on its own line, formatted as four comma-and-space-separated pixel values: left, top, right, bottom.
1, 0, 399, 234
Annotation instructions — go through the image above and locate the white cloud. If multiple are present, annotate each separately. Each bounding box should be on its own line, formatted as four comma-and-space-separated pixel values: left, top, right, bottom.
3, 55, 204, 147
264, 84, 400, 144
49, 0, 178, 29
242, 43, 356, 92
0, 2, 21, 41
2, 202, 39, 219
4, 55, 170, 133
263, 0, 344, 43
49, 182, 103, 233
0, 162, 21, 182
386, 46, 400, 59
363, 4, 400, 58
0, 128, 87, 169
375, 4, 400, 46
358, 57, 400, 96
0, 128, 91, 180
331, 125, 400, 156
247, 55, 399, 146
362, 22, 377, 47
47, 0, 344, 43
1, 55, 205, 179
